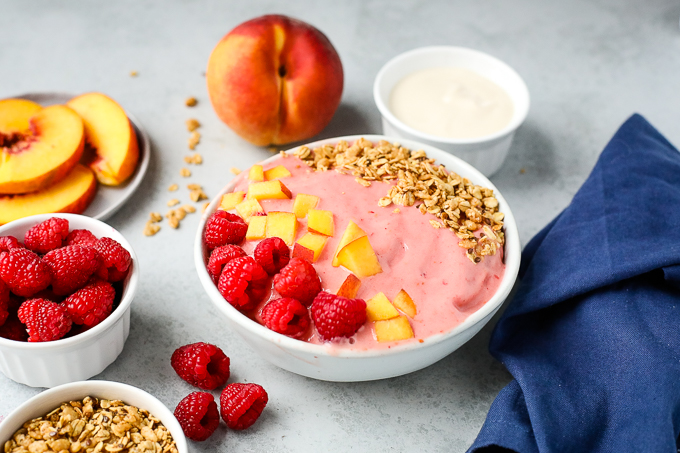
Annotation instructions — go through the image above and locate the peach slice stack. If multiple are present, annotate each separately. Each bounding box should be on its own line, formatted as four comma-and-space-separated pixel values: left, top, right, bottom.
0, 93, 139, 225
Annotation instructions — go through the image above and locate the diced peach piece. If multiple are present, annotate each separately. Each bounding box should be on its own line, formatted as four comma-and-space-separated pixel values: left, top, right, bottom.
220, 191, 246, 210
296, 232, 328, 262
335, 236, 383, 278
375, 315, 414, 343
248, 164, 264, 181
245, 215, 267, 240
264, 165, 291, 180
292, 243, 315, 262
336, 274, 361, 299
332, 221, 367, 266
235, 199, 264, 221
307, 209, 334, 237
265, 211, 297, 245
393, 289, 417, 318
292, 193, 319, 219
365, 292, 399, 322
246, 180, 292, 200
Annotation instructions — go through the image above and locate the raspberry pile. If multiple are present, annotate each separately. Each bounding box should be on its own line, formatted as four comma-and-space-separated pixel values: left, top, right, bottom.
203, 210, 367, 342
0, 217, 133, 342
171, 342, 268, 441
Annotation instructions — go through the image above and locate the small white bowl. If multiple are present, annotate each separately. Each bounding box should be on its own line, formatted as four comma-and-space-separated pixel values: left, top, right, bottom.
0, 214, 139, 388
374, 46, 530, 177
0, 380, 188, 453
194, 135, 521, 382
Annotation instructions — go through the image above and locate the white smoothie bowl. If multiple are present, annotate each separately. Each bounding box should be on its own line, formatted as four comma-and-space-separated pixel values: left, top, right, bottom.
0, 213, 139, 388
194, 135, 520, 382
0, 380, 188, 453
374, 46, 530, 177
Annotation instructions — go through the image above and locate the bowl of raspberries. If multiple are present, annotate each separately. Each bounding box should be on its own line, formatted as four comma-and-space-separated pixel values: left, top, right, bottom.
0, 213, 138, 388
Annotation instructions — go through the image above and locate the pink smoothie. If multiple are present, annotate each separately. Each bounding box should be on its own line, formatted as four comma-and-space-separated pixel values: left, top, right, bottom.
226, 156, 504, 350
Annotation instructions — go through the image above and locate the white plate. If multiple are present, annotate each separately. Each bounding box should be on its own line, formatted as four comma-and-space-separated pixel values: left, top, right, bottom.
15, 92, 150, 221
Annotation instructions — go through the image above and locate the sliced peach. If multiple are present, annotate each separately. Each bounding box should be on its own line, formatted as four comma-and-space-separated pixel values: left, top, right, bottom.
220, 191, 246, 210
246, 215, 267, 240
307, 209, 334, 236
0, 103, 84, 194
393, 289, 417, 318
335, 236, 383, 278
0, 164, 96, 225
249, 164, 264, 181
235, 198, 264, 221
332, 220, 367, 266
247, 180, 292, 200
375, 315, 414, 342
366, 292, 399, 322
67, 93, 139, 186
296, 232, 328, 262
292, 193, 319, 219
292, 243, 315, 262
264, 165, 291, 180
265, 211, 297, 245
336, 274, 361, 299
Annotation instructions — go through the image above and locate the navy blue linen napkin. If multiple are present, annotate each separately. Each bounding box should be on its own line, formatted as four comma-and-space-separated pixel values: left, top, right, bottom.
468, 114, 680, 453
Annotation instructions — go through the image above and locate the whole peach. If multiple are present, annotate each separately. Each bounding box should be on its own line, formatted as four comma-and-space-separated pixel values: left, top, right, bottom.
206, 15, 344, 146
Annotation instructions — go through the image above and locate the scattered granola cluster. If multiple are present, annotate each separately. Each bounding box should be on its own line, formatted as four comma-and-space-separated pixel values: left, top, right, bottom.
3, 397, 178, 453
294, 138, 505, 263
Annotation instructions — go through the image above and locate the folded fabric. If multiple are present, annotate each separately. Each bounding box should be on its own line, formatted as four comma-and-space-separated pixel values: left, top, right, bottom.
468, 114, 680, 453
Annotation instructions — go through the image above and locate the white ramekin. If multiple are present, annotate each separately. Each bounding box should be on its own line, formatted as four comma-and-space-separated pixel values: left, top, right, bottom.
0, 214, 139, 388
194, 135, 521, 382
374, 46, 530, 177
0, 380, 188, 453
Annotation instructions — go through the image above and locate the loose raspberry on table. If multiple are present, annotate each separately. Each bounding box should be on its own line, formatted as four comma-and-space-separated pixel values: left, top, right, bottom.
273, 258, 322, 306
17, 298, 72, 342
261, 298, 310, 339
65, 229, 98, 247
204, 210, 247, 250
220, 383, 268, 430
0, 236, 21, 252
171, 342, 231, 390
94, 237, 132, 283
207, 245, 247, 283
0, 248, 52, 297
311, 291, 367, 341
63, 279, 115, 328
0, 314, 29, 342
43, 245, 101, 295
218, 256, 269, 311
254, 237, 290, 275
174, 392, 220, 441
24, 217, 69, 254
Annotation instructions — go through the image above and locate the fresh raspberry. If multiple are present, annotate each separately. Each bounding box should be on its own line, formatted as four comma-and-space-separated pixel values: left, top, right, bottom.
261, 298, 310, 338
0, 248, 52, 297
171, 342, 231, 389
65, 229, 98, 247
218, 256, 269, 311
94, 237, 132, 282
204, 210, 247, 250
43, 245, 100, 295
207, 245, 247, 283
24, 217, 69, 254
17, 298, 72, 342
0, 236, 21, 252
174, 392, 220, 441
254, 237, 290, 275
220, 383, 268, 430
0, 278, 9, 326
310, 291, 367, 341
273, 258, 322, 306
63, 279, 115, 328
0, 314, 28, 342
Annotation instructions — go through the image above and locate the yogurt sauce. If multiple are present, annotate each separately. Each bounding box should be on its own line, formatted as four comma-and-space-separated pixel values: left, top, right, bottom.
389, 67, 514, 139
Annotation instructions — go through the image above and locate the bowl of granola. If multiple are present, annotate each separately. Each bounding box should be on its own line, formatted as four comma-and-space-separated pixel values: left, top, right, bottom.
0, 380, 187, 453
194, 135, 520, 381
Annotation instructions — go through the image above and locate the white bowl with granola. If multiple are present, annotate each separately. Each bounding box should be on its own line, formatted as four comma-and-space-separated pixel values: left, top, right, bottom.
0, 380, 187, 453
194, 135, 520, 381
